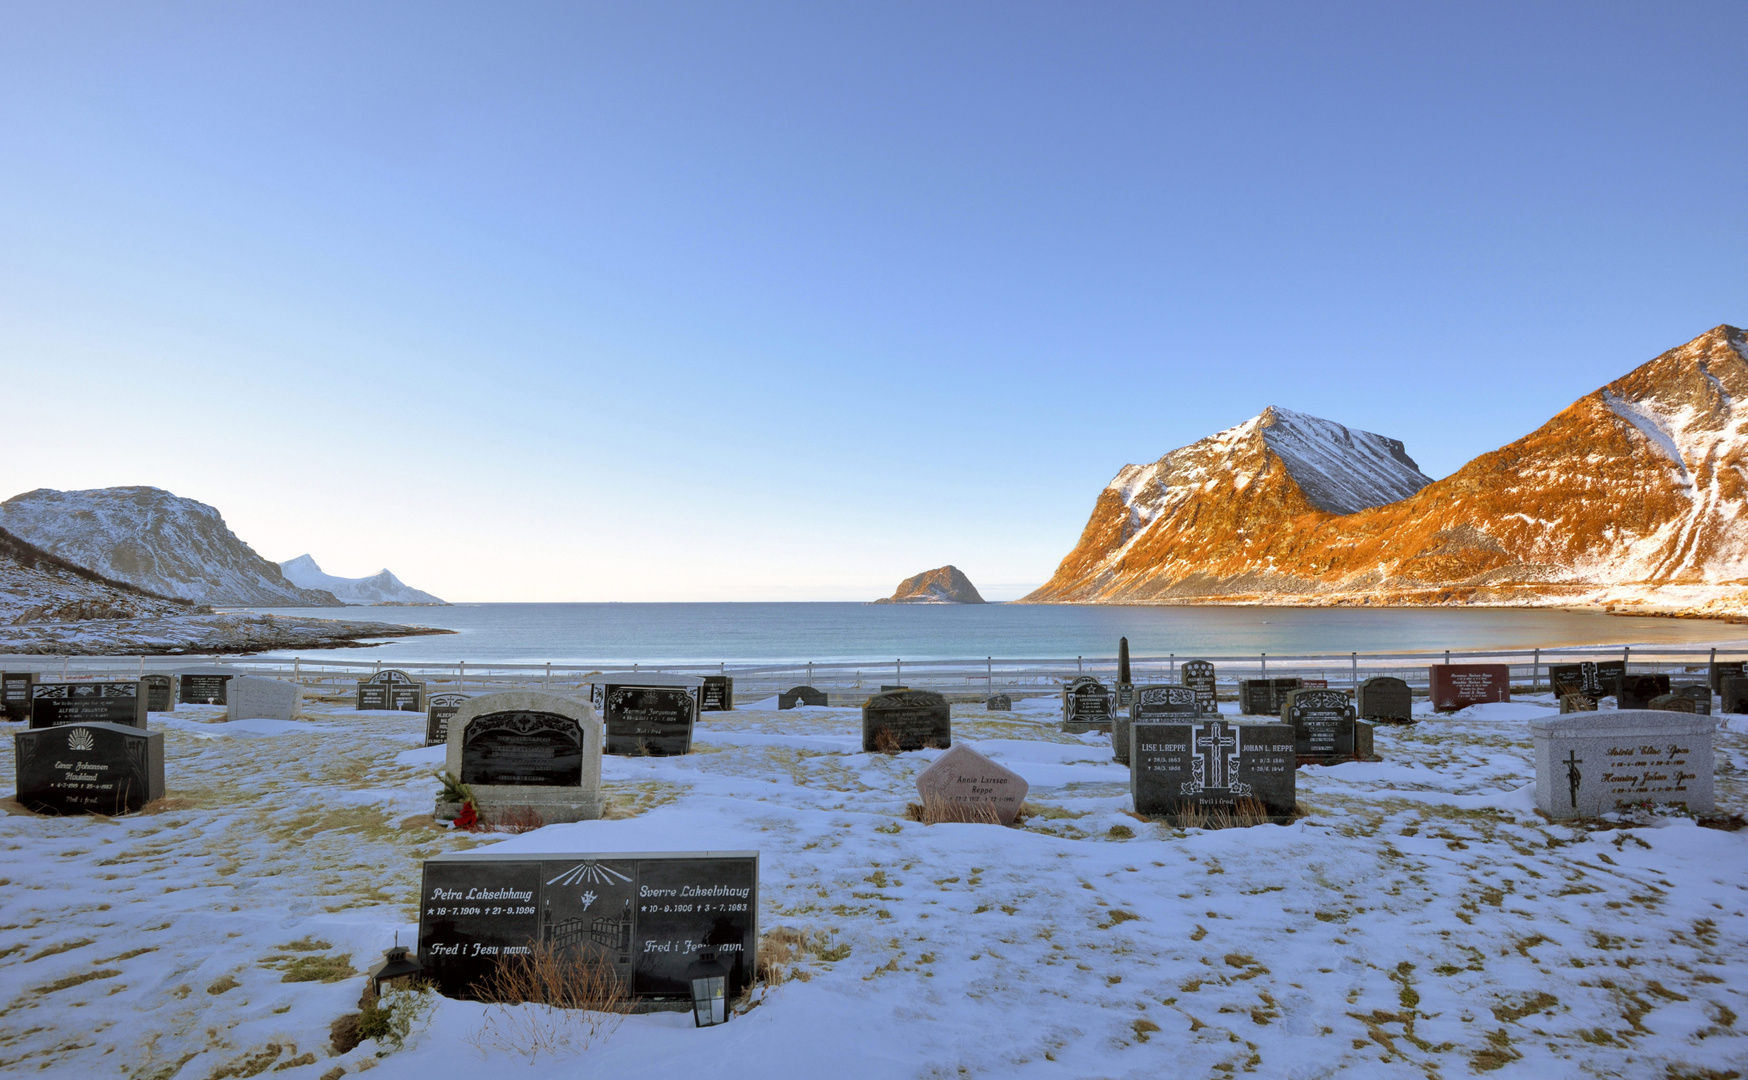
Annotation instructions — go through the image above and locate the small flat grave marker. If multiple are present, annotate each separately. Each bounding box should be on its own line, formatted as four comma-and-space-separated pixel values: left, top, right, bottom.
863, 690, 951, 752
426, 692, 470, 747
1356, 676, 1413, 722
1180, 660, 1217, 712
915, 743, 1028, 825
140, 674, 173, 713
778, 686, 828, 710
178, 671, 232, 705
30, 680, 147, 729
1131, 719, 1295, 822
226, 676, 299, 722
1, 671, 34, 721
443, 691, 603, 824
418, 849, 757, 1004
1428, 664, 1510, 712
1532, 710, 1714, 820
590, 674, 701, 757
14, 722, 164, 815
1284, 688, 1374, 764
700, 676, 734, 712
1060, 676, 1114, 733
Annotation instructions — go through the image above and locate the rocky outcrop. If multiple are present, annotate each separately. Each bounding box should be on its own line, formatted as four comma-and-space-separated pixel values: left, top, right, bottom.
1025, 325, 1748, 617
0, 487, 341, 607
0, 525, 197, 625
875, 565, 987, 604
278, 555, 445, 605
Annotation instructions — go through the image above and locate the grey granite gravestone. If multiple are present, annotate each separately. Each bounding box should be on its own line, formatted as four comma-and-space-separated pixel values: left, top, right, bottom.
0, 671, 34, 721
1284, 688, 1374, 763
863, 690, 951, 752
1674, 685, 1712, 715
441, 691, 603, 824
915, 743, 1028, 825
1708, 660, 1745, 694
1356, 676, 1413, 722
30, 680, 147, 729
1060, 676, 1114, 733
1238, 678, 1302, 716
778, 685, 828, 710
1721, 677, 1748, 714
418, 849, 757, 1004
178, 670, 232, 705
14, 722, 164, 815
700, 676, 734, 712
426, 692, 470, 747
1116, 685, 1199, 765
140, 674, 173, 713
1131, 719, 1295, 821
1180, 660, 1217, 712
1618, 674, 1671, 711
589, 673, 702, 757
1531, 710, 1714, 820
226, 676, 299, 722
986, 694, 1012, 711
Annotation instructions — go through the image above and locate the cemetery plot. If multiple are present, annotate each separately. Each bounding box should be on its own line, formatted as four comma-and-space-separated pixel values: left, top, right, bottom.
1532, 711, 1714, 820
13, 722, 164, 814
1130, 719, 1296, 822
29, 680, 147, 728
1428, 664, 1510, 711
418, 851, 757, 1004
863, 690, 951, 752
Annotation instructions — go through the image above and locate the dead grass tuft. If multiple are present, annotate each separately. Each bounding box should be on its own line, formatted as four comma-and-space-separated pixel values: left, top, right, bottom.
873, 727, 903, 755
905, 795, 1003, 826
465, 942, 629, 1060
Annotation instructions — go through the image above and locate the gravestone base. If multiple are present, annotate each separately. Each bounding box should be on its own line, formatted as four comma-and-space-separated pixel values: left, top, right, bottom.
435, 791, 605, 825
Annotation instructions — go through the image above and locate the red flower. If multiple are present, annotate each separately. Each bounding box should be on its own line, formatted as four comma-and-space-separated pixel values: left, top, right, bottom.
454, 800, 479, 831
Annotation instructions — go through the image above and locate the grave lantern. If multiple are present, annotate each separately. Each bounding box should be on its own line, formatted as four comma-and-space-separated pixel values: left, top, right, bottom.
687, 952, 729, 1027
369, 944, 423, 996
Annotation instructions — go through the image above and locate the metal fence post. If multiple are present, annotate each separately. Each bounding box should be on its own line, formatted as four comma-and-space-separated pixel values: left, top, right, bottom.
545, 662, 551, 690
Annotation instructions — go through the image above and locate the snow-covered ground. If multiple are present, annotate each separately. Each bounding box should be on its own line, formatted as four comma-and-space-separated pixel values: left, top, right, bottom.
2, 692, 1745, 1079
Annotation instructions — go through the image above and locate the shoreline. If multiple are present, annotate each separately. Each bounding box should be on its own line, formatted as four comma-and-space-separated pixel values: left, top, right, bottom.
0, 613, 455, 656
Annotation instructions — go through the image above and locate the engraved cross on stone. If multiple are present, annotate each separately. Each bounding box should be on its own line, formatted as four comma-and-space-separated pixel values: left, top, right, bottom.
1195, 722, 1238, 790
1563, 749, 1582, 809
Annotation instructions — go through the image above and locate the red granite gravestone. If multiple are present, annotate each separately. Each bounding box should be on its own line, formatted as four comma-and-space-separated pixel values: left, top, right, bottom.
1428, 664, 1510, 712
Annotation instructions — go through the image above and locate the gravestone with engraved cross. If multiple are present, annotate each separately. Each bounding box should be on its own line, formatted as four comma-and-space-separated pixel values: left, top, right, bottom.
440, 690, 603, 824
1131, 718, 1295, 821
1532, 710, 1713, 820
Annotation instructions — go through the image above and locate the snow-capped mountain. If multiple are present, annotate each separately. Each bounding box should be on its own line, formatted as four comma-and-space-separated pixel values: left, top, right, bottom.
278, 554, 445, 605
0, 487, 340, 607
874, 565, 987, 604
0, 525, 196, 625
1026, 325, 1748, 617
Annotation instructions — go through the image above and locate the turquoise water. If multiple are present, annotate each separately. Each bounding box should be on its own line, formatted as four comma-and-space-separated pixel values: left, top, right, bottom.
246, 603, 1748, 665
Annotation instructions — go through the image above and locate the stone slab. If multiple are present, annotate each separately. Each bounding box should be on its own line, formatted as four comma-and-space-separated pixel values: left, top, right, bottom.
1428, 664, 1510, 712
1356, 676, 1413, 722
779, 686, 828, 709
1131, 719, 1295, 820
863, 690, 951, 752
226, 676, 299, 722
14, 722, 164, 815
30, 680, 147, 729
443, 691, 603, 823
915, 743, 1028, 825
590, 675, 702, 756
1531, 711, 1714, 820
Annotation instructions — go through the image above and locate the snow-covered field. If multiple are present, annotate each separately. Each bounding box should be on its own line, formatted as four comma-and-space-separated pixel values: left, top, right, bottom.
2, 692, 1745, 1079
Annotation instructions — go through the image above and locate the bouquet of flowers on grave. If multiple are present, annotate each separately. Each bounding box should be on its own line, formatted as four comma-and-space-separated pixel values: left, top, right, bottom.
434, 771, 478, 831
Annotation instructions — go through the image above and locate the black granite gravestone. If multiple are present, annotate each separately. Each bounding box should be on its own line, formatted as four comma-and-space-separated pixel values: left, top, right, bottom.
1674, 685, 1712, 715
1618, 674, 1672, 711
986, 694, 1012, 711
1238, 678, 1302, 716
1284, 689, 1373, 763
2, 671, 36, 720
1131, 719, 1295, 820
1550, 661, 1625, 699
356, 683, 391, 710
1709, 660, 1745, 694
140, 674, 173, 713
30, 681, 147, 729
595, 683, 698, 756
1116, 685, 1202, 765
778, 686, 828, 710
388, 684, 425, 712
863, 690, 951, 752
178, 672, 232, 705
460, 711, 586, 787
1116, 637, 1133, 707
14, 722, 164, 814
700, 676, 734, 712
1060, 676, 1114, 732
1721, 677, 1748, 715
418, 850, 757, 1003
426, 692, 470, 747
1180, 661, 1217, 713
1356, 676, 1413, 722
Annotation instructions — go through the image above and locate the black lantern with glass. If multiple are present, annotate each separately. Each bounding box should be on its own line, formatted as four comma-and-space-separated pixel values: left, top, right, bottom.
687, 951, 729, 1027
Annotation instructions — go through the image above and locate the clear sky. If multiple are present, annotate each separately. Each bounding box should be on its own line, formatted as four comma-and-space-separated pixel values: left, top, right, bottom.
2, 2, 1743, 602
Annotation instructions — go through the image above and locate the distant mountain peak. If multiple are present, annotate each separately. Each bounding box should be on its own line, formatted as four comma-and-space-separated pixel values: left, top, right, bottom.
278, 555, 445, 606
874, 565, 986, 604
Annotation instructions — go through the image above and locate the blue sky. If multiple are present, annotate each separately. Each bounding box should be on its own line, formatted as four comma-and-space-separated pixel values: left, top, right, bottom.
1, 2, 1743, 601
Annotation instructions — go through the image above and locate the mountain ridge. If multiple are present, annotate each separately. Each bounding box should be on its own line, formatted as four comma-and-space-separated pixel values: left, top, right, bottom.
279, 555, 445, 606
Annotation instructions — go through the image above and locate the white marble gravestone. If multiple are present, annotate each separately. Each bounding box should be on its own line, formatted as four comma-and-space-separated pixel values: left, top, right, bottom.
1531, 710, 1714, 820
914, 743, 1028, 825
441, 690, 603, 824
225, 676, 300, 722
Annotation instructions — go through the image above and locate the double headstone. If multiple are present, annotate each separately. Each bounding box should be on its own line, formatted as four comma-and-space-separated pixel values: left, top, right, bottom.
426, 692, 470, 747
1117, 685, 1198, 766
226, 676, 299, 722
178, 670, 232, 705
915, 743, 1028, 825
590, 673, 702, 757
1130, 718, 1295, 822
1180, 660, 1217, 712
13, 722, 164, 815
1550, 660, 1624, 699
1060, 676, 1114, 733
700, 676, 734, 712
442, 690, 603, 823
30, 680, 147, 729
417, 850, 757, 1002
985, 694, 1012, 711
141, 674, 173, 713
1428, 664, 1510, 712
357, 669, 425, 712
1238, 678, 1301, 716
0, 671, 35, 720
1531, 710, 1714, 820
778, 685, 828, 710
1284, 688, 1373, 764
1356, 676, 1412, 722
1618, 674, 1671, 711
863, 690, 951, 753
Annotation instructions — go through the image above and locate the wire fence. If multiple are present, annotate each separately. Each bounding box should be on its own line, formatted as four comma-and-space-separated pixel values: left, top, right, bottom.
2, 643, 1743, 703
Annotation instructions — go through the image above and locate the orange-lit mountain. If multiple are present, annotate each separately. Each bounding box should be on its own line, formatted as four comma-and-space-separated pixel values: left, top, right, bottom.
1023, 325, 1748, 618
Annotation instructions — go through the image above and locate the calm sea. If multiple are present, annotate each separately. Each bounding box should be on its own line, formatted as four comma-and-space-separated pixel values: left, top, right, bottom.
246, 603, 1748, 665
